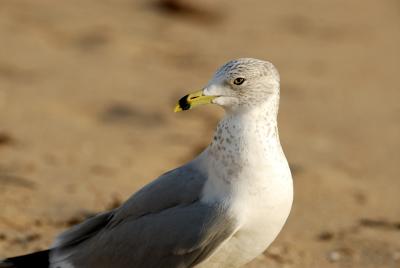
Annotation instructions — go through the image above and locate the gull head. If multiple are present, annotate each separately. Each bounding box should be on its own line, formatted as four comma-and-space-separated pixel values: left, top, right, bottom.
175, 58, 280, 113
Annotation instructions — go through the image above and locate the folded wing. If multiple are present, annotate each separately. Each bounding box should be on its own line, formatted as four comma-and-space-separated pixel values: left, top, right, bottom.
50, 162, 237, 268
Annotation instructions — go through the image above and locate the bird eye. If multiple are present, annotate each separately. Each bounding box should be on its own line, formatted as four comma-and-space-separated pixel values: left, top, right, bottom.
233, 77, 246, 85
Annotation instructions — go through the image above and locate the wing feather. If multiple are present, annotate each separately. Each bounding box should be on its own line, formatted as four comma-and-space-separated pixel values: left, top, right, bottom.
50, 162, 237, 268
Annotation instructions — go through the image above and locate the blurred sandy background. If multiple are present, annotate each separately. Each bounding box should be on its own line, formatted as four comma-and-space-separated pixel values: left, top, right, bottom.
0, 0, 399, 267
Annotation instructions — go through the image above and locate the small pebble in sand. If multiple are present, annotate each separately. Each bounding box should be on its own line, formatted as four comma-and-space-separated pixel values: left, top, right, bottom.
327, 250, 342, 262
0, 233, 7, 241
0, 132, 14, 145
317, 231, 334, 241
327, 248, 353, 262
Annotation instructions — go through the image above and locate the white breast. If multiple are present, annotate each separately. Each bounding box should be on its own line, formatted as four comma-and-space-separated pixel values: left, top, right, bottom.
197, 108, 293, 267
199, 167, 293, 268
199, 148, 293, 268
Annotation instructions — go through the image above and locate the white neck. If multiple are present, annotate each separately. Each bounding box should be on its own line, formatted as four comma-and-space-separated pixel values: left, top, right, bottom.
198, 95, 290, 203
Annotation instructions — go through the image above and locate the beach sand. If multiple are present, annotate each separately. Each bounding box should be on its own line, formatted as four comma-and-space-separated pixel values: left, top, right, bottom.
0, 0, 399, 267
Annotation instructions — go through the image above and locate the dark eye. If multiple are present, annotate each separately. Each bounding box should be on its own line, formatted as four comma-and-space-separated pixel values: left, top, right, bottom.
233, 77, 246, 85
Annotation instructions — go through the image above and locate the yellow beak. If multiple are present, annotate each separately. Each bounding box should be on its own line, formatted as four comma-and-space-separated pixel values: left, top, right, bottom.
174, 90, 217, 112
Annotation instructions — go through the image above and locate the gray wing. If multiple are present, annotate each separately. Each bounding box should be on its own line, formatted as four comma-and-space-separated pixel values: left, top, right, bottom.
52, 162, 204, 249
110, 161, 208, 224
50, 162, 237, 268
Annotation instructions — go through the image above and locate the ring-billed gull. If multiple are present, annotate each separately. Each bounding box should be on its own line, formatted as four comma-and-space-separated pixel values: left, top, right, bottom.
1, 58, 293, 268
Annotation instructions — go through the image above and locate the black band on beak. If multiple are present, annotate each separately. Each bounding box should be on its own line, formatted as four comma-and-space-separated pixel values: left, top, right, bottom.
178, 94, 191, 111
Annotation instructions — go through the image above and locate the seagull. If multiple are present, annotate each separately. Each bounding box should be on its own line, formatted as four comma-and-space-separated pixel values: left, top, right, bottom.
1, 58, 293, 268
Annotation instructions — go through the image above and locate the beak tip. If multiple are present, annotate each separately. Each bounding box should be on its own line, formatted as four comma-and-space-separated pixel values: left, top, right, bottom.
174, 105, 182, 113
174, 90, 212, 113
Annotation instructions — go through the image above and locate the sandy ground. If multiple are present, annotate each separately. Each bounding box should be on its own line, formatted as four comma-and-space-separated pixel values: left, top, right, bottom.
0, 0, 399, 267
